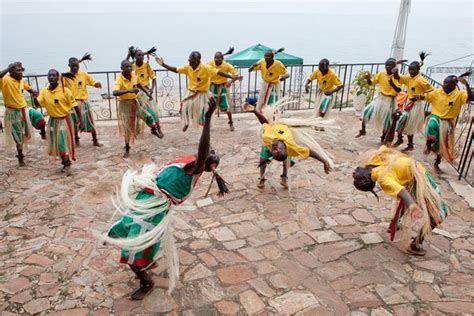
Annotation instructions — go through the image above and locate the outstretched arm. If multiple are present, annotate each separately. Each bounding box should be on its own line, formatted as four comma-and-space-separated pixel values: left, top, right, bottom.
280, 73, 289, 81
249, 63, 259, 72
309, 149, 332, 174
243, 103, 269, 124
154, 56, 178, 73
398, 189, 422, 219
458, 78, 473, 102
389, 79, 401, 93
192, 97, 217, 174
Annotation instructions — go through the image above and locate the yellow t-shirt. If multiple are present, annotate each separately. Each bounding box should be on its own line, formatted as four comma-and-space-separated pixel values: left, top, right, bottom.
176, 63, 218, 92
63, 70, 97, 100
208, 60, 237, 85
113, 73, 139, 101
254, 59, 288, 84
368, 146, 425, 198
398, 74, 433, 98
372, 71, 401, 97
36, 85, 77, 118
261, 123, 310, 159
133, 62, 156, 87
308, 69, 342, 92
425, 88, 468, 119
0, 75, 31, 109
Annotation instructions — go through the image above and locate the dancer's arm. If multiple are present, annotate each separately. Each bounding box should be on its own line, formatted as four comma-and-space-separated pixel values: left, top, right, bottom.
458, 77, 473, 102
113, 88, 139, 97
389, 79, 401, 93
137, 84, 152, 99
309, 150, 332, 174
398, 189, 421, 219
150, 78, 157, 95
192, 97, 217, 174
154, 56, 178, 73
280, 73, 289, 81
243, 104, 268, 124
326, 84, 343, 96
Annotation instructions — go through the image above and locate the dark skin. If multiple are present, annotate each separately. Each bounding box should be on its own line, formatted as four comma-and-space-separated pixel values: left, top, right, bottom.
244, 102, 332, 174
249, 50, 290, 81
134, 50, 156, 97
184, 97, 219, 175
305, 59, 343, 95
155, 53, 239, 81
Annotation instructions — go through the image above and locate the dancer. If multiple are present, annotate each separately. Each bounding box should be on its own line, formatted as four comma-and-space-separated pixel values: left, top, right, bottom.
243, 97, 333, 189
355, 58, 402, 143
155, 52, 239, 132
412, 72, 472, 172
34, 69, 80, 173
208, 47, 242, 131
249, 48, 289, 112
0, 62, 46, 166
305, 58, 343, 118
102, 97, 228, 299
64, 54, 104, 146
113, 60, 160, 158
391, 52, 433, 151
129, 47, 163, 138
353, 146, 448, 256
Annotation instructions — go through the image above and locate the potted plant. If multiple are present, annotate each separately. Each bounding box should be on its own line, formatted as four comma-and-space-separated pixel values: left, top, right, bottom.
351, 70, 373, 112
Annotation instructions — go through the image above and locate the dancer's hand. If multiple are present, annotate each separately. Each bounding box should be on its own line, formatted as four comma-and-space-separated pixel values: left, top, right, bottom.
95, 82, 102, 89
243, 103, 255, 112
323, 161, 332, 174
364, 73, 371, 81
233, 75, 243, 81
155, 56, 164, 66
408, 204, 422, 219
130, 88, 140, 94
458, 77, 468, 86
324, 90, 333, 96
305, 84, 310, 94
205, 97, 217, 119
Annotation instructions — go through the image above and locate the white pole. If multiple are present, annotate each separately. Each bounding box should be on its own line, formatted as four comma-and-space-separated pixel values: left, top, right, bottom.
391, 0, 411, 60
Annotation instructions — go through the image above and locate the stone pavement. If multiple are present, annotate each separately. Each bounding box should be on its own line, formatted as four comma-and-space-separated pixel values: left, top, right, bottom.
1, 109, 473, 315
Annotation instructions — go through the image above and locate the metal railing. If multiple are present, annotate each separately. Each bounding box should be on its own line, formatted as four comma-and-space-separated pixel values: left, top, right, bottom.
17, 63, 388, 121
3, 62, 471, 184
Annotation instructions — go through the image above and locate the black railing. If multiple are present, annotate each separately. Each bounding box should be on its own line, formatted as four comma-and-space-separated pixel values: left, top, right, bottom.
17, 63, 388, 121
3, 63, 471, 184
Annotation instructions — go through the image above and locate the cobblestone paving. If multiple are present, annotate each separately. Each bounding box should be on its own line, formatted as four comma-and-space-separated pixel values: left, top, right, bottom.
1, 110, 473, 315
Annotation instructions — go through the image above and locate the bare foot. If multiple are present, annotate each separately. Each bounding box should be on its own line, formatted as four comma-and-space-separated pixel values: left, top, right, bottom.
280, 176, 289, 189
355, 130, 366, 138
130, 281, 154, 300
93, 140, 104, 147
257, 178, 265, 189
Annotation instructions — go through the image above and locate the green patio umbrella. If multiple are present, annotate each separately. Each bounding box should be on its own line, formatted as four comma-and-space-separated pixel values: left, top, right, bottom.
225, 44, 303, 67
